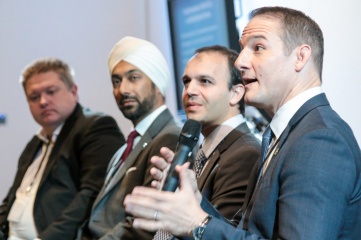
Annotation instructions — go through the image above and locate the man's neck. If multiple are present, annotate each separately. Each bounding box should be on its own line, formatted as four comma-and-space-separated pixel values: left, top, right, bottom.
201, 113, 242, 137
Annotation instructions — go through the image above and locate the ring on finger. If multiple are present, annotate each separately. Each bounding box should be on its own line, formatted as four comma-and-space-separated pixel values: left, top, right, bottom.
153, 210, 158, 221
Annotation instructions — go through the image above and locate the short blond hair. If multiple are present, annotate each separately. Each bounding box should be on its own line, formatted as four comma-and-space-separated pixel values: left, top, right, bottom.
21, 58, 75, 90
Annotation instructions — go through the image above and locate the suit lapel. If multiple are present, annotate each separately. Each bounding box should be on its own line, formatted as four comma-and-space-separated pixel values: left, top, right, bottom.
22, 137, 43, 169
93, 109, 174, 205
268, 93, 330, 161
143, 109, 173, 138
14, 137, 43, 189
197, 122, 250, 191
103, 132, 152, 193
197, 150, 219, 190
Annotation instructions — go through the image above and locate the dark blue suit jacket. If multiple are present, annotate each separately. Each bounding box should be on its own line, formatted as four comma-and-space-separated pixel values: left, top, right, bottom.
201, 94, 361, 239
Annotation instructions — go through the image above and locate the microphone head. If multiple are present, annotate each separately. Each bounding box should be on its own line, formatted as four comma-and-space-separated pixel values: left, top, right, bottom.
178, 119, 201, 149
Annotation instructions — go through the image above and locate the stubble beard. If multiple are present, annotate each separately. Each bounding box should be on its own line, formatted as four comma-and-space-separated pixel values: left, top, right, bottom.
119, 90, 156, 123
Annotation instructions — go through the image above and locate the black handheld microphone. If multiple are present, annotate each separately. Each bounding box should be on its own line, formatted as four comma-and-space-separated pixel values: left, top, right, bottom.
162, 119, 201, 192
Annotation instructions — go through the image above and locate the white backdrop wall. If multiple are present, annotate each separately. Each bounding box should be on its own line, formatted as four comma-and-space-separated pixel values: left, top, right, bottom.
0, 0, 360, 200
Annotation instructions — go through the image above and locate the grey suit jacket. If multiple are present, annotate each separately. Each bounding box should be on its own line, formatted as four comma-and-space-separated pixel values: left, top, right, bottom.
201, 93, 361, 239
0, 104, 125, 240
88, 108, 181, 240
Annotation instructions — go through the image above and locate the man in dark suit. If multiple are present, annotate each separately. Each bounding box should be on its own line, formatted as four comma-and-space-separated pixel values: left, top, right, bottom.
0, 58, 124, 240
152, 45, 260, 240
84, 36, 181, 240
124, 6, 361, 240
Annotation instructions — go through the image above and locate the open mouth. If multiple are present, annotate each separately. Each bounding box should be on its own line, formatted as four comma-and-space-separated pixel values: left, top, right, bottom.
243, 78, 257, 86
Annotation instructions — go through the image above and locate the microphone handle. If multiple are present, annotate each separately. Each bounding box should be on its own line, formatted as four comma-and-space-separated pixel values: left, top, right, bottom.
162, 145, 191, 192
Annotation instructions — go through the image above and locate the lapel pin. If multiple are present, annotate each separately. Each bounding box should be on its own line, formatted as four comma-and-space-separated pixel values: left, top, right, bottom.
274, 148, 279, 156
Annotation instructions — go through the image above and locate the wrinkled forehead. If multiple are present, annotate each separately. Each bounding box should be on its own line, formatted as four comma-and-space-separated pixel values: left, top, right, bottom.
239, 16, 282, 46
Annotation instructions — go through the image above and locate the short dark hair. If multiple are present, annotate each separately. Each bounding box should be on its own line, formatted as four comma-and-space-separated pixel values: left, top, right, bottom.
249, 6, 324, 81
194, 45, 245, 115
21, 58, 75, 90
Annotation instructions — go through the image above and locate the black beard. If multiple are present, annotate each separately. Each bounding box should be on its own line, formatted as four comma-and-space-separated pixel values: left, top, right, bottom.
119, 90, 156, 123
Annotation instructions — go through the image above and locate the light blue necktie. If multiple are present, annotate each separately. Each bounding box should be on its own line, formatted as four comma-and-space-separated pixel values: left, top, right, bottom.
261, 126, 273, 162
257, 126, 273, 183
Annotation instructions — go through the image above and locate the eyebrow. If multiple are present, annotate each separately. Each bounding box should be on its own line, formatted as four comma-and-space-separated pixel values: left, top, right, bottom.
181, 74, 190, 81
196, 74, 213, 79
240, 34, 267, 47
182, 74, 214, 82
111, 69, 142, 79
26, 85, 58, 95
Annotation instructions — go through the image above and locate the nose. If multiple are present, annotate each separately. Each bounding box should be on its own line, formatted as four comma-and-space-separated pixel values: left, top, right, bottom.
39, 93, 48, 106
114, 80, 130, 96
184, 79, 198, 97
234, 50, 251, 74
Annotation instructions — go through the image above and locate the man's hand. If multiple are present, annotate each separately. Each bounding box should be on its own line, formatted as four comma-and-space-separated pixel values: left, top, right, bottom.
150, 147, 175, 189
124, 162, 206, 236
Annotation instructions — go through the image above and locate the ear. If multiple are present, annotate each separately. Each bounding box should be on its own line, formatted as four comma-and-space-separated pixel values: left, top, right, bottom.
295, 44, 312, 72
154, 86, 166, 103
229, 84, 245, 106
71, 84, 79, 101
71, 84, 78, 94
155, 86, 162, 96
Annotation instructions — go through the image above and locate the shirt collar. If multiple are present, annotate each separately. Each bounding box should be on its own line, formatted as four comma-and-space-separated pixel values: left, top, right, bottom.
270, 87, 323, 139
36, 123, 63, 144
202, 114, 246, 157
133, 105, 167, 136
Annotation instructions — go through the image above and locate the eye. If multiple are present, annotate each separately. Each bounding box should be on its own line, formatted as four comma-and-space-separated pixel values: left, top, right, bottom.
200, 78, 211, 85
129, 74, 141, 81
28, 94, 40, 102
45, 87, 59, 96
182, 78, 190, 87
111, 78, 121, 87
255, 45, 265, 51
46, 89, 55, 95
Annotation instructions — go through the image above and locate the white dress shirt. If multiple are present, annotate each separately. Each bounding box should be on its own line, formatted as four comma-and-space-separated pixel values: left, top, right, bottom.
8, 126, 62, 240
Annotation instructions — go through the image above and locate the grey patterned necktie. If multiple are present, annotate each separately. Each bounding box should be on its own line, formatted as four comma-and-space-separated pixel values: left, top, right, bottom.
153, 147, 206, 240
153, 229, 172, 240
193, 147, 207, 179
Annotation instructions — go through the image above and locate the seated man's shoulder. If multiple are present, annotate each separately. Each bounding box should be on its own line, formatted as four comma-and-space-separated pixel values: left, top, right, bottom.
229, 128, 261, 150
144, 120, 181, 155
66, 106, 119, 133
81, 107, 115, 121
